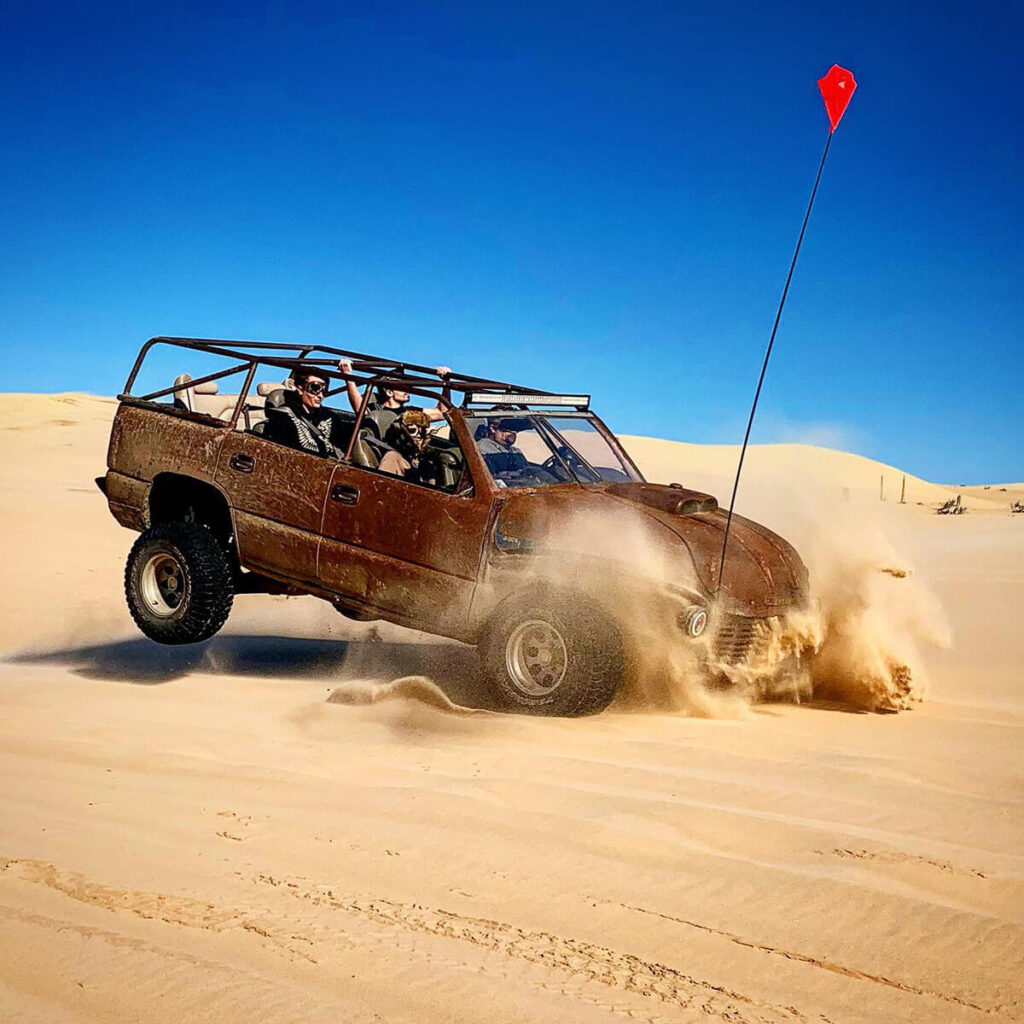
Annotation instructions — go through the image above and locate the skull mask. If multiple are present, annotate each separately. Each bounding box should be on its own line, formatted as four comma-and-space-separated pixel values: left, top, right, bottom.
385, 409, 431, 461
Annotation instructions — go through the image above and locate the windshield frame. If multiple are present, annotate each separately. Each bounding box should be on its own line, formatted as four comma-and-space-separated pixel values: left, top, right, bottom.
465, 409, 645, 489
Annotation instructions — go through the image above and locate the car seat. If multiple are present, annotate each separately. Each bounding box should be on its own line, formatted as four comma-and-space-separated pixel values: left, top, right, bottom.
361, 407, 398, 440
248, 384, 284, 435
357, 428, 402, 468
422, 447, 463, 490
172, 373, 220, 413
350, 430, 380, 468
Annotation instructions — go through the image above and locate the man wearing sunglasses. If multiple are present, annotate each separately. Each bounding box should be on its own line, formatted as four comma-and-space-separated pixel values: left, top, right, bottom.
263, 367, 349, 457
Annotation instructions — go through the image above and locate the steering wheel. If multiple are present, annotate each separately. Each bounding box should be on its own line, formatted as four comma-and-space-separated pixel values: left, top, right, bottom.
544, 448, 600, 482
541, 455, 572, 482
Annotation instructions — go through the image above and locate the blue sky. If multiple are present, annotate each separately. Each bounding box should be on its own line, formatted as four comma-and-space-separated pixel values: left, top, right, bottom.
2, 1, 1021, 482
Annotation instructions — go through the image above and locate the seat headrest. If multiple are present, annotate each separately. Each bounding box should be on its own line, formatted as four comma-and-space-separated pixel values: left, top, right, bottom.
263, 388, 288, 410
172, 373, 194, 411
194, 381, 219, 395
256, 382, 279, 397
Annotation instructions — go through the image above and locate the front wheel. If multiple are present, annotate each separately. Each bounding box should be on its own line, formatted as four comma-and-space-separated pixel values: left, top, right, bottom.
124, 522, 234, 645
479, 591, 623, 716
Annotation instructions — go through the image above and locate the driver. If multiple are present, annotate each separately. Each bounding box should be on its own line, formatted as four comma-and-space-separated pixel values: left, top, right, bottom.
475, 416, 532, 485
477, 418, 525, 458
263, 367, 348, 457
378, 409, 433, 481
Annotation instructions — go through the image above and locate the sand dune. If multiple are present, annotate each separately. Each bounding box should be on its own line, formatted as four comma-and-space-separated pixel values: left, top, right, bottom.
623, 434, 1020, 512
1, 394, 1022, 1023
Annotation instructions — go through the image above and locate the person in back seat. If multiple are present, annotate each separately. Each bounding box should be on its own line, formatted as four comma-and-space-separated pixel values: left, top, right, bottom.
377, 410, 434, 482
262, 367, 350, 457
338, 360, 452, 437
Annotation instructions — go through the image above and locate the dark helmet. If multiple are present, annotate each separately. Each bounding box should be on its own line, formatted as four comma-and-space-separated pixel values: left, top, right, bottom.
384, 409, 431, 460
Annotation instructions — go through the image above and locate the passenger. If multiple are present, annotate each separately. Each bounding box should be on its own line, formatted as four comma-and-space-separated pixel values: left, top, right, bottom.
338, 360, 452, 435
377, 409, 433, 482
262, 367, 348, 457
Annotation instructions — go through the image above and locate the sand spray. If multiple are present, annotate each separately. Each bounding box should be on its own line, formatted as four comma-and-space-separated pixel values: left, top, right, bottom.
720, 486, 952, 712
533, 497, 952, 715
320, 494, 951, 716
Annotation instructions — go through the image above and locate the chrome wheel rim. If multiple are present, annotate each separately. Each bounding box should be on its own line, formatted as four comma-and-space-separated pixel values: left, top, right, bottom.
505, 620, 568, 697
140, 552, 186, 618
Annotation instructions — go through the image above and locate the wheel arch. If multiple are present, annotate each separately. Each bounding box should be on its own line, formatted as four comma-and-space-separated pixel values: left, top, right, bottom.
148, 473, 236, 550
473, 578, 619, 643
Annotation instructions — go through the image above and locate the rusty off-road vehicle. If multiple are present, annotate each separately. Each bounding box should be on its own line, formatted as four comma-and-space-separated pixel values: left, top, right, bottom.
98, 337, 809, 715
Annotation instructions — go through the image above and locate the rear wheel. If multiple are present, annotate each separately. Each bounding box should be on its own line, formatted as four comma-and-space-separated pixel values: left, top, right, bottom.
125, 522, 234, 645
480, 591, 622, 716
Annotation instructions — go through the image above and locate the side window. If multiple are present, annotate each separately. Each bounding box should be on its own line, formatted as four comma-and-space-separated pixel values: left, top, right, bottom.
425, 429, 471, 494
240, 380, 291, 436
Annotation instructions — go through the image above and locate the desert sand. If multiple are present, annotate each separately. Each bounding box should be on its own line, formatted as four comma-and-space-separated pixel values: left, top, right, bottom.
1, 393, 1021, 1023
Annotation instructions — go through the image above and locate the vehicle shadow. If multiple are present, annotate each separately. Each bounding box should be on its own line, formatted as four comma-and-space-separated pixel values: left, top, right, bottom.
8, 634, 494, 708
8, 640, 878, 717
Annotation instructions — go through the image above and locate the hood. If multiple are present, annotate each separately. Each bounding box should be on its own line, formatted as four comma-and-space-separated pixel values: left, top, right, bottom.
605, 483, 808, 615
604, 481, 719, 515
493, 482, 808, 618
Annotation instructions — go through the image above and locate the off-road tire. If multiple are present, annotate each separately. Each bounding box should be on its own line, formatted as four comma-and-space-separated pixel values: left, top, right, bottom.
124, 522, 234, 645
479, 590, 623, 716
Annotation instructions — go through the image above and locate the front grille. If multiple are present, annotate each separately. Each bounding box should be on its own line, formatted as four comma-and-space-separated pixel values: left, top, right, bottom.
714, 615, 772, 666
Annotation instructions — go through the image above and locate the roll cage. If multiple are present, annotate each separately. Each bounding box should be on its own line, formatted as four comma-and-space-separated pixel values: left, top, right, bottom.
121, 336, 643, 482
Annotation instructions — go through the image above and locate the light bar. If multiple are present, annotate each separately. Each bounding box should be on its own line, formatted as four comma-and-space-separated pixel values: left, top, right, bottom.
466, 392, 590, 408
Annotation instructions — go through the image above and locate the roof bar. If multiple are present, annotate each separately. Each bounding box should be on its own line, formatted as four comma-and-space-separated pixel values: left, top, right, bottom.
143, 337, 546, 396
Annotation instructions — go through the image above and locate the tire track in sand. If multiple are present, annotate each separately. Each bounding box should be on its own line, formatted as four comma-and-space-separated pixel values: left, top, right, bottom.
0, 857, 316, 963
611, 900, 1010, 1019
819, 847, 989, 878
251, 871, 811, 1024
2, 856, 803, 1022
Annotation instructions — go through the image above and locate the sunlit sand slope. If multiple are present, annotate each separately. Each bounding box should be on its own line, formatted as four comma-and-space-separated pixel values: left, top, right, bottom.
622, 435, 1018, 511
1, 394, 1021, 1023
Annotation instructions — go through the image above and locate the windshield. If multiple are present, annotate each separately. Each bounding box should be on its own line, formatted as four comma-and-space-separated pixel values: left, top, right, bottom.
465, 412, 643, 489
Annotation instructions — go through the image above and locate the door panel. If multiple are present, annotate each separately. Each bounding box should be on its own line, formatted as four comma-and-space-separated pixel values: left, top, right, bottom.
214, 433, 335, 582
319, 464, 493, 639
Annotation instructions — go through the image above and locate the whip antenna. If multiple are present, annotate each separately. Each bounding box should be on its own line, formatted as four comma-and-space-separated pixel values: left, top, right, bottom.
716, 65, 857, 596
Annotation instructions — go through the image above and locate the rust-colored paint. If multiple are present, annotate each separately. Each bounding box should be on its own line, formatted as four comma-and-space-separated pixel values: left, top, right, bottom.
214, 432, 337, 582
482, 481, 806, 620
103, 471, 150, 531
102, 386, 810, 648
109, 401, 228, 484
320, 462, 494, 639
